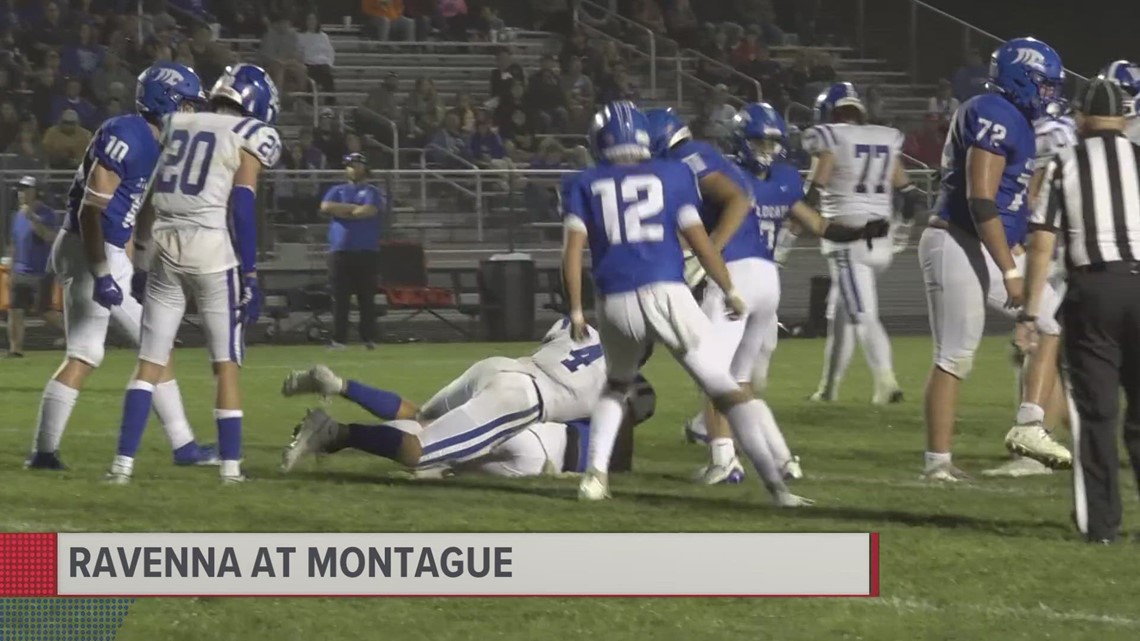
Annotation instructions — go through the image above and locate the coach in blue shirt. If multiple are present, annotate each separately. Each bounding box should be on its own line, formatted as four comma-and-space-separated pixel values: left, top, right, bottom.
6, 176, 61, 357
320, 153, 385, 348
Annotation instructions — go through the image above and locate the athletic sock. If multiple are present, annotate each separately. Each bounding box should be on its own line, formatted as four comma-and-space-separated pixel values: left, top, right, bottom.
347, 423, 405, 460
709, 437, 735, 467
152, 380, 194, 450
33, 379, 79, 453
586, 393, 626, 473
116, 381, 155, 458
924, 451, 952, 471
1016, 402, 1046, 426
343, 380, 403, 419
724, 400, 785, 490
215, 409, 243, 461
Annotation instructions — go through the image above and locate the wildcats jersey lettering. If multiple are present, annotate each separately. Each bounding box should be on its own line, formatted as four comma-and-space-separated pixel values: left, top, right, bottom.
151, 112, 281, 273
802, 122, 904, 222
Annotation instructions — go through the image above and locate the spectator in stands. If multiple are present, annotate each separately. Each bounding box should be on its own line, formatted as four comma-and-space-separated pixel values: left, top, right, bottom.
315, 108, 348, 161
504, 109, 536, 163
298, 12, 336, 95
564, 97, 592, 134
437, 0, 468, 41
405, 77, 443, 142
404, 0, 437, 42
362, 0, 416, 42
29, 67, 58, 131
808, 50, 836, 84
732, 29, 761, 69
357, 71, 401, 145
41, 48, 61, 80
927, 78, 959, 128
92, 49, 135, 106
864, 85, 888, 125
224, 1, 265, 39
0, 101, 19, 149
525, 53, 567, 131
188, 25, 227, 89
951, 49, 988, 102
450, 92, 477, 134
701, 25, 732, 67
102, 96, 125, 119
284, 138, 325, 170
494, 79, 525, 130
60, 22, 103, 80
169, 0, 217, 24
529, 137, 566, 170
470, 4, 505, 42
560, 55, 593, 103
490, 48, 525, 103
321, 153, 384, 349
298, 127, 328, 168
51, 76, 98, 129
559, 27, 589, 70
143, 40, 174, 66
259, 14, 309, 93
629, 0, 665, 34
597, 61, 638, 103
427, 112, 469, 166
903, 114, 944, 168
757, 1, 785, 46
783, 48, 810, 103
703, 83, 736, 142
42, 109, 90, 169
6, 125, 47, 170
468, 110, 507, 167
739, 44, 782, 99
26, 1, 65, 64
664, 0, 700, 48
0, 27, 31, 78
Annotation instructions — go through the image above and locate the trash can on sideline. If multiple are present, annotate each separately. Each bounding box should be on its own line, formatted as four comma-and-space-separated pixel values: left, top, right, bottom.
479, 253, 536, 341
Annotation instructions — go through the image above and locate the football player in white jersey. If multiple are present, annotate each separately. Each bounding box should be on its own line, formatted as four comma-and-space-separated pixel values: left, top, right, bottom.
984, 102, 1077, 478
278, 319, 636, 476
26, 63, 216, 471
1097, 60, 1140, 144
106, 64, 282, 484
799, 83, 923, 404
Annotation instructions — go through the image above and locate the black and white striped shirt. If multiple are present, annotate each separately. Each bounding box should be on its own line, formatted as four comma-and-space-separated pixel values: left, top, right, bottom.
1031, 130, 1140, 269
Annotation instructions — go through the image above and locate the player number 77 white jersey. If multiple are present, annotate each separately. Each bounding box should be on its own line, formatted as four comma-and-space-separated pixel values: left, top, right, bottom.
150, 112, 281, 274
801, 122, 905, 222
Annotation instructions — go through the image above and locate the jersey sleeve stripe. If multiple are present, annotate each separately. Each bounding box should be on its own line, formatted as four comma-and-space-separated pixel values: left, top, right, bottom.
821, 125, 837, 146
242, 122, 266, 141
230, 117, 252, 135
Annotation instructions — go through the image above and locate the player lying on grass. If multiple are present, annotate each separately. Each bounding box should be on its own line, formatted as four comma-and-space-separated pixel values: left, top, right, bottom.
280, 319, 655, 477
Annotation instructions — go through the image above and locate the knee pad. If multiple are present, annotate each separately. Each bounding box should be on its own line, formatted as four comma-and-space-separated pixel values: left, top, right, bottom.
68, 345, 104, 369
935, 354, 973, 379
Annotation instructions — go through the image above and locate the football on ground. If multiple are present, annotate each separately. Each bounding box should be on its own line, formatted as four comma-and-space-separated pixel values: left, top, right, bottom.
1, 336, 1137, 641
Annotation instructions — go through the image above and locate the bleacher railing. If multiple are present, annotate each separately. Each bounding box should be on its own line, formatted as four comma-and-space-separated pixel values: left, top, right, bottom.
0, 167, 941, 256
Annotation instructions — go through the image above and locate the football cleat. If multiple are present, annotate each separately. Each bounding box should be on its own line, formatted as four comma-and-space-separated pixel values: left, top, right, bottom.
694, 458, 746, 485
981, 456, 1054, 478
809, 389, 836, 402
578, 467, 611, 501
221, 474, 248, 485
281, 408, 347, 472
24, 451, 68, 470
281, 365, 344, 398
782, 455, 804, 480
682, 417, 708, 445
872, 388, 904, 405
172, 442, 221, 466
920, 463, 969, 483
1004, 423, 1071, 469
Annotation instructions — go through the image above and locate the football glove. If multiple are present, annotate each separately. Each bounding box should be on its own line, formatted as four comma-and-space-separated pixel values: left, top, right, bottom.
683, 250, 707, 290
92, 274, 123, 309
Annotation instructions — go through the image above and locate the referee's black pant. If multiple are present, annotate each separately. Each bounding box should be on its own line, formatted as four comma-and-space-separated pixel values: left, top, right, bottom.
1062, 263, 1140, 542
329, 250, 379, 345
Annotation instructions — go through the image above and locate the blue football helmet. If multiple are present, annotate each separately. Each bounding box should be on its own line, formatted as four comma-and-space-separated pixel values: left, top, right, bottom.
644, 107, 691, 157
210, 64, 281, 125
1097, 60, 1140, 116
135, 62, 205, 120
814, 82, 865, 123
589, 101, 652, 164
987, 37, 1064, 120
733, 102, 787, 173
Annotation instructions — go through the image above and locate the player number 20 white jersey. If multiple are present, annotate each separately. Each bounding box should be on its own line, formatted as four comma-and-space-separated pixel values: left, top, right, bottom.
802, 123, 904, 222
151, 112, 281, 273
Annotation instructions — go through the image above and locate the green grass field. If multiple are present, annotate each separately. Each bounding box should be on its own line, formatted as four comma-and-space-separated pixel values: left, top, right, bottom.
1, 336, 1138, 640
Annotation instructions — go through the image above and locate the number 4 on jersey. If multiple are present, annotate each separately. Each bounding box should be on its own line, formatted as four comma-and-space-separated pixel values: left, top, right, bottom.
562, 344, 603, 372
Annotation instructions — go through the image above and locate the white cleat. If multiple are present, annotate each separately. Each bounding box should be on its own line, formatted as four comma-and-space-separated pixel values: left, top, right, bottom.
981, 456, 1054, 478
694, 457, 746, 485
773, 489, 815, 507
281, 365, 344, 398
281, 408, 345, 473
221, 474, 247, 485
809, 390, 836, 402
871, 388, 904, 405
782, 456, 804, 480
1004, 423, 1072, 469
103, 472, 131, 485
920, 464, 969, 483
578, 468, 610, 501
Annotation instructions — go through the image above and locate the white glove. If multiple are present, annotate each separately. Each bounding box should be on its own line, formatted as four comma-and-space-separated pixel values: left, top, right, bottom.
724, 289, 747, 320
683, 250, 707, 289
891, 221, 913, 255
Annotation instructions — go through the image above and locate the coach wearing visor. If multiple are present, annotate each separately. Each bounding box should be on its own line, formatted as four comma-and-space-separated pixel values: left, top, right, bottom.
320, 152, 384, 349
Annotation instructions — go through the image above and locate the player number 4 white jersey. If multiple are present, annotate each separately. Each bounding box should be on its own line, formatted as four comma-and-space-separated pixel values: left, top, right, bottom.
802, 123, 904, 221
151, 112, 281, 273
525, 319, 607, 418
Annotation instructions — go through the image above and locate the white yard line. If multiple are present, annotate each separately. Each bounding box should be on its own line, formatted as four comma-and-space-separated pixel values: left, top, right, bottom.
866, 596, 1140, 628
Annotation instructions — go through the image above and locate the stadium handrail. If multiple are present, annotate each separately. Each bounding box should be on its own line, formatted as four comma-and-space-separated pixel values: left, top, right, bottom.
355, 106, 401, 171
678, 49, 762, 104
419, 145, 485, 239
577, 0, 657, 97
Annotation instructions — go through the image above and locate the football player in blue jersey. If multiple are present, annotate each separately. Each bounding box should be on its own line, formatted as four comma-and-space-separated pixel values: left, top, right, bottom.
918, 37, 1071, 481
1098, 60, 1140, 144
25, 63, 216, 471
682, 103, 889, 484
562, 101, 813, 506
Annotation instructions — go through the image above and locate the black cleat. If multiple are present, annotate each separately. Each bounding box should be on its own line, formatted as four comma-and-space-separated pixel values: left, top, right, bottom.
25, 451, 68, 470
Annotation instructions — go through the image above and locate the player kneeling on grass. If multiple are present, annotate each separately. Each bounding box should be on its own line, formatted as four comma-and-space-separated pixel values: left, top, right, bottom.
281, 319, 653, 476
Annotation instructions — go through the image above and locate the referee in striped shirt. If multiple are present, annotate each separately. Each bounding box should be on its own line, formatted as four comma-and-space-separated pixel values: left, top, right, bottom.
1023, 78, 1140, 543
